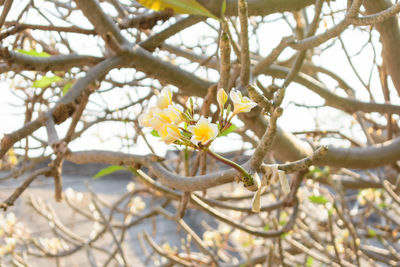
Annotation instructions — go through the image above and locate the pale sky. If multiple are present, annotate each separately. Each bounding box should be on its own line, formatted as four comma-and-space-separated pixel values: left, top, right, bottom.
1, 1, 400, 158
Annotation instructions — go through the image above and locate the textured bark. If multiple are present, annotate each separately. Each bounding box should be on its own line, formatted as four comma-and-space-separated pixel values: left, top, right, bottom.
364, 0, 400, 96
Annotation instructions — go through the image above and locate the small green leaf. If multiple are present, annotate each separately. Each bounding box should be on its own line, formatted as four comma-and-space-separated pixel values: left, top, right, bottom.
221, 0, 226, 16
150, 130, 161, 137
280, 231, 290, 238
218, 124, 237, 137
62, 82, 73, 95
16, 49, 50, 57
33, 75, 63, 88
181, 130, 191, 138
367, 228, 377, 237
328, 208, 334, 215
306, 256, 314, 267
378, 202, 387, 209
263, 224, 270, 231
309, 195, 328, 205
93, 165, 126, 179
242, 240, 252, 247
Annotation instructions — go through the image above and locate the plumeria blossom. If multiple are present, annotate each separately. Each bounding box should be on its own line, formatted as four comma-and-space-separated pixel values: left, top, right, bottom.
188, 118, 219, 145
230, 90, 257, 115
139, 103, 184, 144
138, 87, 261, 191
138, 107, 158, 128
158, 123, 182, 144
138, 88, 259, 148
217, 88, 228, 110
153, 107, 182, 127
156, 88, 173, 109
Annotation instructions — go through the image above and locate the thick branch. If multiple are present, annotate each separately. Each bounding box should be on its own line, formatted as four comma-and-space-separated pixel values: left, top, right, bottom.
0, 48, 102, 73
244, 113, 400, 168
126, 46, 211, 97
140, 16, 204, 51
0, 0, 13, 28
259, 64, 400, 115
65, 150, 241, 191
74, 0, 130, 51
363, 0, 400, 96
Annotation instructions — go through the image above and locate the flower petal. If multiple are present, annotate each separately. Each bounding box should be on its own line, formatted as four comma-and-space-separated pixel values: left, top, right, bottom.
217, 88, 228, 109
188, 118, 219, 145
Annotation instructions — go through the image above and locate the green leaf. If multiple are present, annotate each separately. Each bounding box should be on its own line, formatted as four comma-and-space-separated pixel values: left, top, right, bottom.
221, 0, 226, 16
218, 124, 237, 137
137, 0, 218, 19
306, 256, 314, 267
33, 75, 63, 88
16, 49, 50, 57
309, 195, 328, 205
263, 224, 270, 231
150, 130, 161, 137
62, 82, 73, 95
378, 202, 387, 209
93, 165, 126, 179
181, 130, 191, 138
328, 208, 334, 215
242, 240, 252, 247
367, 228, 377, 237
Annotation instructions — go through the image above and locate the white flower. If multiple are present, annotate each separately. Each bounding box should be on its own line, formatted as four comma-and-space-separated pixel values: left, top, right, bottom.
202, 230, 222, 247
151, 106, 183, 130
188, 118, 219, 145
158, 123, 182, 144
230, 90, 257, 115
156, 88, 173, 109
65, 187, 83, 203
126, 182, 135, 192
128, 196, 146, 214
138, 107, 158, 128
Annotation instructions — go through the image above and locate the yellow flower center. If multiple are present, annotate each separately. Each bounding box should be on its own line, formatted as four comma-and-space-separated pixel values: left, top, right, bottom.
193, 124, 212, 142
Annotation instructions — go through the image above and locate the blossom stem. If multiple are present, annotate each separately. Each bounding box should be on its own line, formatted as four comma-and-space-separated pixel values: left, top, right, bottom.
227, 112, 235, 123
206, 149, 254, 187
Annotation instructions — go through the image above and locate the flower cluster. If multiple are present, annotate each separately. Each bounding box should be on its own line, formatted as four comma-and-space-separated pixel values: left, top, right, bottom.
139, 88, 257, 148
0, 213, 30, 257
0, 149, 18, 170
357, 188, 383, 206
38, 237, 69, 255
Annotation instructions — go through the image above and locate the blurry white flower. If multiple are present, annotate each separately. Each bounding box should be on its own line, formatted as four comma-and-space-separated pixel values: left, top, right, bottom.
90, 221, 102, 239
65, 187, 83, 203
39, 237, 68, 254
202, 230, 222, 247
156, 88, 173, 109
128, 197, 146, 214
126, 182, 136, 192
231, 230, 254, 247
357, 189, 382, 206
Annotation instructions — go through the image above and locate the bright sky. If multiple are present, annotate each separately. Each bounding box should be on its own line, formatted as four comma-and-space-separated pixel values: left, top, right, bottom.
1, 1, 400, 158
